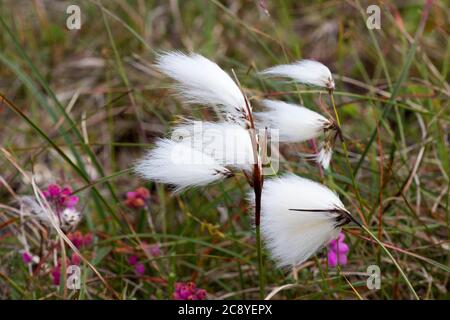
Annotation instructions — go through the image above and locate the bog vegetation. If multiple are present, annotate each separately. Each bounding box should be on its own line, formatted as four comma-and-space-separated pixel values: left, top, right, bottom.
0, 0, 448, 300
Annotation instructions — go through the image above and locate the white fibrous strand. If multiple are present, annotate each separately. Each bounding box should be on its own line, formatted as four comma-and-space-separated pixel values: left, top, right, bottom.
155, 51, 248, 121
255, 99, 331, 143
134, 139, 233, 193
316, 142, 333, 170
261, 59, 335, 90
172, 120, 255, 171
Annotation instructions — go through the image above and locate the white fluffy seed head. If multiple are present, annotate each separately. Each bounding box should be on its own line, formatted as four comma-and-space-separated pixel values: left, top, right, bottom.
256, 99, 330, 143
172, 121, 255, 171
316, 143, 333, 170
155, 51, 247, 120
134, 139, 232, 193
249, 174, 347, 268
261, 59, 335, 90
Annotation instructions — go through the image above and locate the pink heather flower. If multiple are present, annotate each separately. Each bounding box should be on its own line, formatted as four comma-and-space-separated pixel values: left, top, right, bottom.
83, 233, 94, 247
327, 232, 349, 268
196, 289, 207, 300
68, 231, 84, 249
71, 253, 81, 266
142, 241, 161, 257
173, 282, 207, 300
43, 184, 79, 210
22, 252, 33, 264
51, 266, 61, 285
135, 187, 150, 200
64, 195, 79, 208
328, 250, 347, 267
128, 255, 138, 266
149, 245, 161, 257
60, 187, 79, 209
125, 187, 150, 209
126, 191, 137, 198
135, 263, 145, 275
127, 255, 145, 275
46, 184, 61, 197
61, 187, 71, 196
67, 231, 93, 249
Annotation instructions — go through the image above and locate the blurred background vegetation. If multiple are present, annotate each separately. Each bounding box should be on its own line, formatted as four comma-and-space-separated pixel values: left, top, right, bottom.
0, 0, 448, 299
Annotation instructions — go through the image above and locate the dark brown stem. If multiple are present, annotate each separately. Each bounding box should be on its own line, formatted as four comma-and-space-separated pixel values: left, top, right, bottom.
243, 96, 263, 226
253, 165, 262, 226
233, 72, 265, 298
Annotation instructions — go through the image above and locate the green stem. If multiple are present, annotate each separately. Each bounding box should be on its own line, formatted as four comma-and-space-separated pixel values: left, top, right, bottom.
330, 93, 364, 211
255, 224, 265, 299
330, 93, 419, 299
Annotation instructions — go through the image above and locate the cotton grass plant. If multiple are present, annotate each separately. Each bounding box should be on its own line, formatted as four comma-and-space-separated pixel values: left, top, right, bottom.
135, 51, 268, 297
253, 59, 362, 272
134, 52, 362, 298
258, 57, 420, 299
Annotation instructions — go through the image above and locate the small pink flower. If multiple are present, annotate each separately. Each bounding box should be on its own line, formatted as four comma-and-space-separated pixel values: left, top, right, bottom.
64, 195, 79, 208
327, 232, 349, 268
328, 239, 349, 254
173, 282, 207, 300
44, 183, 79, 213
196, 289, 207, 300
135, 187, 150, 200
61, 187, 71, 196
125, 187, 150, 209
47, 184, 61, 197
141, 242, 161, 257
68, 231, 84, 249
22, 252, 33, 264
128, 255, 138, 266
60, 187, 78, 208
83, 233, 94, 247
51, 267, 61, 285
327, 250, 348, 267
71, 253, 81, 265
135, 263, 145, 275
126, 191, 137, 199
67, 231, 93, 249
149, 245, 161, 257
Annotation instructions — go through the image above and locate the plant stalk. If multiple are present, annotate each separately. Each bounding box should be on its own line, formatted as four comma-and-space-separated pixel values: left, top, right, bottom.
253, 167, 265, 299
255, 221, 265, 299
235, 72, 266, 300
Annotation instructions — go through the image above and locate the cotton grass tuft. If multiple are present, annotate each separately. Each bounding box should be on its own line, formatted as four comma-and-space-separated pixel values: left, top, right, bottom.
134, 139, 233, 193
249, 174, 353, 268
261, 59, 335, 91
155, 51, 248, 121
